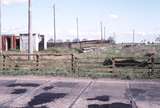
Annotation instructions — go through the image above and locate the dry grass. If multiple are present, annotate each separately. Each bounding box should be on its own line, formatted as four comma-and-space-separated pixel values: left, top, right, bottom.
0, 44, 160, 79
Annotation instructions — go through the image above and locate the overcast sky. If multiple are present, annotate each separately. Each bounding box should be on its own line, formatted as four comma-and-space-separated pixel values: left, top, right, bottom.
1, 0, 160, 43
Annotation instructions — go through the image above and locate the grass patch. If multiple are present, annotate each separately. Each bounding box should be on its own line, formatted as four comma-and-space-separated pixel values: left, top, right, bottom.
0, 68, 159, 80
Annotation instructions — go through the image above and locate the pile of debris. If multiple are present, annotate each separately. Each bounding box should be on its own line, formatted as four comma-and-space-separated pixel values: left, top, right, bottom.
103, 58, 149, 67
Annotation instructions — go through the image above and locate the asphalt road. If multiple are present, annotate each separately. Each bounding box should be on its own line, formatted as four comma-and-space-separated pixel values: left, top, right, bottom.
0, 76, 159, 108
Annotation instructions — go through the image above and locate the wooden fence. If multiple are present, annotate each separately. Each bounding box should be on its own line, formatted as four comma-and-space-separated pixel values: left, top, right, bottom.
0, 53, 160, 78
74, 56, 160, 78
0, 53, 76, 73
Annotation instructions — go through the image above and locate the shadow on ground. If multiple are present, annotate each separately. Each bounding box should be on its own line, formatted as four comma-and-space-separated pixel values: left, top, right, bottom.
25, 92, 67, 108
54, 82, 78, 88
129, 88, 146, 97
11, 89, 27, 94
43, 86, 54, 91
7, 83, 40, 88
88, 103, 132, 108
87, 95, 110, 102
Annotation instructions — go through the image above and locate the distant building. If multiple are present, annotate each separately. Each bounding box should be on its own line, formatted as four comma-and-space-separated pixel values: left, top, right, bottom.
0, 33, 47, 52
20, 33, 47, 52
47, 38, 54, 43
1, 34, 20, 51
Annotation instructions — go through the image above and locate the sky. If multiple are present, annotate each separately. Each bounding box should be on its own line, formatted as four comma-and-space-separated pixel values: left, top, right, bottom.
2, 0, 160, 43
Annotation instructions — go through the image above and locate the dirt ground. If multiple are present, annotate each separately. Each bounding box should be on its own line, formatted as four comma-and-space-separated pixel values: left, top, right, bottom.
0, 76, 159, 108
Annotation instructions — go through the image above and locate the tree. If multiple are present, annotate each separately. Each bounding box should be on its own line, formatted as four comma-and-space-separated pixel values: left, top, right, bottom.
56, 39, 63, 43
65, 39, 71, 42
73, 38, 80, 42
82, 38, 88, 41
106, 36, 116, 44
155, 35, 160, 43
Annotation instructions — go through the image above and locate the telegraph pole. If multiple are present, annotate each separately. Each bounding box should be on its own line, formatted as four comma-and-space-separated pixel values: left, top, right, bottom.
28, 0, 33, 60
76, 17, 79, 42
53, 4, 56, 45
76, 17, 81, 49
104, 26, 106, 40
0, 0, 2, 54
133, 29, 135, 44
100, 22, 103, 41
113, 32, 116, 37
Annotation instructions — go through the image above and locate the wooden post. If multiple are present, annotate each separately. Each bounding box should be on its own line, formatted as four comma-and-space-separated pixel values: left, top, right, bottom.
2, 54, 6, 70
112, 57, 115, 73
80, 42, 82, 50
74, 57, 78, 75
36, 54, 40, 71
151, 55, 154, 75
148, 55, 154, 78
71, 54, 75, 73
76, 57, 79, 75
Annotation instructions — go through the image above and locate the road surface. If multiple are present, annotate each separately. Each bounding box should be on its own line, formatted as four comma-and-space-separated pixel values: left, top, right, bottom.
0, 76, 159, 108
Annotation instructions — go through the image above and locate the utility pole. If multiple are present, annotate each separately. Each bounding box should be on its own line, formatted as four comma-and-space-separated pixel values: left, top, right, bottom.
76, 17, 79, 42
104, 26, 106, 40
0, 0, 2, 54
76, 17, 81, 49
113, 32, 116, 37
133, 29, 135, 44
132, 29, 135, 52
28, 0, 33, 60
100, 22, 103, 41
53, 4, 56, 45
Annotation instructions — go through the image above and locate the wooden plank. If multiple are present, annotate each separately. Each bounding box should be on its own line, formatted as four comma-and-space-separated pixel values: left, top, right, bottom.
2, 53, 71, 56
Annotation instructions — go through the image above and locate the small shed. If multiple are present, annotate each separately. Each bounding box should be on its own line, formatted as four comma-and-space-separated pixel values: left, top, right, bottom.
20, 33, 47, 52
0, 33, 47, 52
1, 34, 20, 51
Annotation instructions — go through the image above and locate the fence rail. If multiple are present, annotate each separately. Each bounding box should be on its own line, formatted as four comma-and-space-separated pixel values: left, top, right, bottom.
0, 53, 75, 72
75, 55, 160, 78
0, 53, 160, 78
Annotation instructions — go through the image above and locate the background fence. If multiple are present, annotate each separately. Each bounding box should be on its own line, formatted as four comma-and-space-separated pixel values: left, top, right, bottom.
0, 53, 160, 78
74, 55, 160, 79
